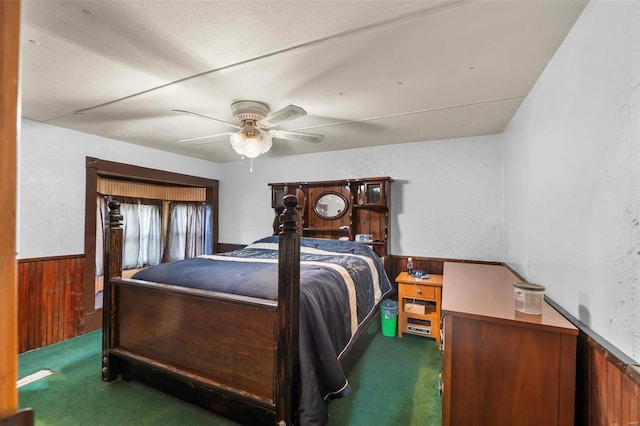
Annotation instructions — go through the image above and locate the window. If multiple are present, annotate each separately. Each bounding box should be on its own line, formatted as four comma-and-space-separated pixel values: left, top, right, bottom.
84, 157, 219, 331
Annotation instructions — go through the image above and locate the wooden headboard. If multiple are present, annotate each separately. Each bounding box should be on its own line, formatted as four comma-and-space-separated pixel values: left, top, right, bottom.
268, 177, 391, 256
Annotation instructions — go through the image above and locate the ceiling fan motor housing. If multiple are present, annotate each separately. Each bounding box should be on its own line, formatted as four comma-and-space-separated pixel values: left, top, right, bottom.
231, 100, 269, 123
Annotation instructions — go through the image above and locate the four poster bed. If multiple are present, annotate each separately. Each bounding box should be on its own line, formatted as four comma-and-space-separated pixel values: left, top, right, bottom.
101, 195, 392, 426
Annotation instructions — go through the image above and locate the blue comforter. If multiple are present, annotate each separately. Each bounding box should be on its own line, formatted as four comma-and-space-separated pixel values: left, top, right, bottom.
133, 236, 392, 425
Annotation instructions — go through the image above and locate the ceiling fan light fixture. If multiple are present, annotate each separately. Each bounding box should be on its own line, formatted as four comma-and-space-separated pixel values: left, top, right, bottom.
230, 120, 273, 158
243, 137, 262, 158
259, 130, 273, 154
176, 101, 323, 160
229, 132, 246, 155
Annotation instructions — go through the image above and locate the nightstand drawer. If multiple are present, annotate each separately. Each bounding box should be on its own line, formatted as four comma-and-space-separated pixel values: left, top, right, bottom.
402, 284, 435, 300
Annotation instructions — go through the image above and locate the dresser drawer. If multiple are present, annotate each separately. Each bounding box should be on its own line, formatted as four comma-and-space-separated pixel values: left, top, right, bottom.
401, 283, 435, 300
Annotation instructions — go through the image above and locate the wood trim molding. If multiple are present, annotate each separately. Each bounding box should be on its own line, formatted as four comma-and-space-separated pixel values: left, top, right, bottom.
0, 0, 22, 419
545, 295, 640, 381
268, 176, 392, 188
87, 157, 218, 187
18, 254, 85, 263
0, 409, 35, 426
631, 365, 640, 384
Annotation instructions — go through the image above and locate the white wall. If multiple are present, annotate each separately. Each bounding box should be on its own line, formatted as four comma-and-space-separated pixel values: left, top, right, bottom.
503, 0, 640, 361
219, 135, 504, 261
17, 119, 220, 258
19, 119, 503, 263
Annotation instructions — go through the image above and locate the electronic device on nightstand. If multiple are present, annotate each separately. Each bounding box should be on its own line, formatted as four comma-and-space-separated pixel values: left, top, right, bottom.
396, 271, 444, 344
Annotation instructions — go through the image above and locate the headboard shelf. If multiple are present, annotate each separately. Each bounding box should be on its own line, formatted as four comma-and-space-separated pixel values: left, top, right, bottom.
303, 227, 350, 233
269, 177, 391, 256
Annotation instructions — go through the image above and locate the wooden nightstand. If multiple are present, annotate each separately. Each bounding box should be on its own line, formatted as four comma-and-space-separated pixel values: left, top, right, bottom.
396, 272, 444, 344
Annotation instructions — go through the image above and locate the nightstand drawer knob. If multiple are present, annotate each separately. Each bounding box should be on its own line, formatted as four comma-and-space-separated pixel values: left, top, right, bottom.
417, 289, 422, 294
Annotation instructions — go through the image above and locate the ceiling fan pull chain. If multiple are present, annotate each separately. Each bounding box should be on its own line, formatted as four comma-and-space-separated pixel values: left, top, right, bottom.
250, 158, 253, 173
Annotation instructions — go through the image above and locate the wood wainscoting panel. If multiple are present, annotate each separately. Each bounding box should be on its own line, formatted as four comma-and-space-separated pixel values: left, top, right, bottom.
509, 268, 640, 426
621, 367, 640, 425
543, 295, 640, 426
388, 256, 445, 280
18, 255, 85, 352
387, 256, 502, 292
580, 334, 640, 426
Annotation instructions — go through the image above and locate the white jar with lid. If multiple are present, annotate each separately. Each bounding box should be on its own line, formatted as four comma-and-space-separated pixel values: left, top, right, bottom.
513, 282, 545, 315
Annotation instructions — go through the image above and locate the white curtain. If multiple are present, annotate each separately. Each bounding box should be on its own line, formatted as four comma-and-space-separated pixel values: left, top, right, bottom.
165, 203, 205, 262
95, 196, 107, 277
122, 201, 162, 269
138, 203, 162, 266
122, 203, 140, 269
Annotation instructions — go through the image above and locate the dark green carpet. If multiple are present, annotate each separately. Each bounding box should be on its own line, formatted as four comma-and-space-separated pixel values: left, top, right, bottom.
328, 333, 442, 425
18, 331, 441, 425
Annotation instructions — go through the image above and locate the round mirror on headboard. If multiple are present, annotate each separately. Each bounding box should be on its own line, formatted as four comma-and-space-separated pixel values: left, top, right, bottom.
313, 192, 348, 220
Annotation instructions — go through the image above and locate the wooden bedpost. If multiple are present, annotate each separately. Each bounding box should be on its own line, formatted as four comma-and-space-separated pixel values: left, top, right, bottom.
102, 199, 123, 382
276, 195, 301, 426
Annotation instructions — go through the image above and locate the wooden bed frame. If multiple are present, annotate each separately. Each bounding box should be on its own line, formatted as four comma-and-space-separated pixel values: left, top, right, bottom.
101, 195, 381, 425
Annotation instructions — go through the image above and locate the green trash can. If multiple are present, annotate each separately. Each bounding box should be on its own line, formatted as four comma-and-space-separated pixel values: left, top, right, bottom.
380, 299, 398, 337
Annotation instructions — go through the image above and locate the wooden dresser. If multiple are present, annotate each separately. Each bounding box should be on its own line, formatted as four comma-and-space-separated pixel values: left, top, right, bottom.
441, 262, 578, 426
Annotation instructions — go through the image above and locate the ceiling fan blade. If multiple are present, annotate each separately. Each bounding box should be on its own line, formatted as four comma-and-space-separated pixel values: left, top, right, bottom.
259, 105, 307, 128
176, 132, 234, 143
173, 109, 240, 130
270, 129, 324, 143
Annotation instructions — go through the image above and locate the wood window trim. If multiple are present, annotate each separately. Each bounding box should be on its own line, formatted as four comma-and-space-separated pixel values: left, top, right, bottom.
83, 157, 219, 332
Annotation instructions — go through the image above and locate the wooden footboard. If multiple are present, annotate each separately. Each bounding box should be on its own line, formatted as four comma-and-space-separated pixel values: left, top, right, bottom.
104, 279, 280, 423
102, 196, 302, 425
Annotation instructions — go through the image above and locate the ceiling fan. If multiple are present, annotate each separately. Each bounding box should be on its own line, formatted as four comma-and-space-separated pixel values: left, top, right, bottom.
174, 101, 324, 158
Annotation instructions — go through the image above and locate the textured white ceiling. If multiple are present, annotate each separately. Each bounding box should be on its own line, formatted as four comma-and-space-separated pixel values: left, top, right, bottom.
20, 0, 588, 162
